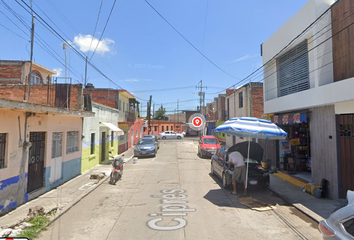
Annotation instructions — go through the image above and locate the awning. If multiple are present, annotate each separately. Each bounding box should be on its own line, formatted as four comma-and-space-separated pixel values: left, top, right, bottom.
100, 122, 124, 136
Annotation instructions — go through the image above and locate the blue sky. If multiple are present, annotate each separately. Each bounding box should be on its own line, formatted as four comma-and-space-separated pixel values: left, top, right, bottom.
0, 0, 308, 115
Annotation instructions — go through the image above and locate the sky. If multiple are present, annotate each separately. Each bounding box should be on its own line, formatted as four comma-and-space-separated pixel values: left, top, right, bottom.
0, 0, 309, 115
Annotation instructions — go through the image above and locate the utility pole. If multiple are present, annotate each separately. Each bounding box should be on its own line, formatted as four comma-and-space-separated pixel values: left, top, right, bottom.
27, 15, 35, 101
148, 95, 152, 135
84, 56, 88, 86
177, 99, 179, 132
152, 103, 155, 135
196, 80, 207, 115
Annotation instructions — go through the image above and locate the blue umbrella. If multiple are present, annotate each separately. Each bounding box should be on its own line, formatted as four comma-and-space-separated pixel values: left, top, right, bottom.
214, 117, 287, 194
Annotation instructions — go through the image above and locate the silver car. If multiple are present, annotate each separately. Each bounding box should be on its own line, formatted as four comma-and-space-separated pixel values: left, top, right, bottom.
134, 138, 157, 158
319, 190, 354, 239
158, 131, 183, 140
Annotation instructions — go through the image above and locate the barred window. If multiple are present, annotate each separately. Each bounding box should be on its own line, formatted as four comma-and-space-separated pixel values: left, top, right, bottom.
66, 131, 79, 154
277, 40, 309, 97
0, 133, 7, 169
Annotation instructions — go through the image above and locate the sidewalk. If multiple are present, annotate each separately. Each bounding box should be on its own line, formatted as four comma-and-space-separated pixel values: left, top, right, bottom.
0, 148, 135, 236
269, 173, 347, 223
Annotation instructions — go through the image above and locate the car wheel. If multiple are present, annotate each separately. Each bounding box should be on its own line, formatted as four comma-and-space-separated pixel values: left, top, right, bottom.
177, 136, 181, 139
162, 136, 166, 140
222, 173, 228, 189
211, 162, 214, 175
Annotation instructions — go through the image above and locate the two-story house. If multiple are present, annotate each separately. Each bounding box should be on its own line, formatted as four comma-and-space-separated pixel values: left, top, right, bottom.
261, 0, 354, 199
0, 60, 94, 215
83, 88, 142, 154
224, 82, 264, 147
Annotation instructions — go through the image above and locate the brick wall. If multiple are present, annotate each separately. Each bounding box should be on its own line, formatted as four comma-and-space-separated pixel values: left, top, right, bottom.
0, 64, 22, 83
84, 89, 118, 109
251, 84, 264, 118
0, 84, 83, 110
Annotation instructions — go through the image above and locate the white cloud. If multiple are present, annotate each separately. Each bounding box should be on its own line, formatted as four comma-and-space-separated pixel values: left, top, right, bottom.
73, 34, 114, 54
121, 78, 154, 82
232, 54, 258, 63
53, 68, 62, 76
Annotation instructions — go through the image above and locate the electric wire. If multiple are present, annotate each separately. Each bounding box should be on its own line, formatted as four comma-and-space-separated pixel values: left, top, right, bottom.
16, 0, 124, 90
88, 0, 104, 58
90, 0, 117, 61
144, 0, 242, 81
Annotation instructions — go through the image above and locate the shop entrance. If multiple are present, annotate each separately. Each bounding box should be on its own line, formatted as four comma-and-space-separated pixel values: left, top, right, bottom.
272, 113, 311, 180
337, 114, 354, 198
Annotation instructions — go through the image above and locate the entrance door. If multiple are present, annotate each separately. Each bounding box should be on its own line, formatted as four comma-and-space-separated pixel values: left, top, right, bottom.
101, 132, 106, 161
27, 132, 45, 193
50, 132, 63, 183
338, 114, 354, 198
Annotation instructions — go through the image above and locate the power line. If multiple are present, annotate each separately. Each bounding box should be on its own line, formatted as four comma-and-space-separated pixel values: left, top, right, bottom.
15, 0, 124, 89
88, 0, 104, 57
90, 0, 117, 61
144, 0, 242, 81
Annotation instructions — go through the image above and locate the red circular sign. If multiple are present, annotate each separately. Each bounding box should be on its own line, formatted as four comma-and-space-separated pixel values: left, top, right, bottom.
192, 117, 203, 127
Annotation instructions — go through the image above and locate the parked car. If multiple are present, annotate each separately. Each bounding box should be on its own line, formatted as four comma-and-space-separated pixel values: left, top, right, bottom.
158, 131, 184, 140
142, 135, 159, 150
318, 190, 354, 239
198, 135, 221, 158
134, 138, 157, 158
210, 141, 270, 189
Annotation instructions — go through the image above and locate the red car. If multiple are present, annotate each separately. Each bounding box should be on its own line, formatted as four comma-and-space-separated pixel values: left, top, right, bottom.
198, 136, 221, 158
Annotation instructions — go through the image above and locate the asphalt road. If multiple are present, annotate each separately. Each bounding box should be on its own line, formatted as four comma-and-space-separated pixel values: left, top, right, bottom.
38, 139, 322, 240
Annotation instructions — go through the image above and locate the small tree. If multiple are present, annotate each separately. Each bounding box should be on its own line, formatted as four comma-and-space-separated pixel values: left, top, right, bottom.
154, 104, 166, 120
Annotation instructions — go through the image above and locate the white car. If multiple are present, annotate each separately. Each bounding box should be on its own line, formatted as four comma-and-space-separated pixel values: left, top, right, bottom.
158, 131, 184, 140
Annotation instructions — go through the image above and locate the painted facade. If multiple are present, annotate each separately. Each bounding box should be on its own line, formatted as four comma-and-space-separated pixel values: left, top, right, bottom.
224, 82, 264, 147
261, 0, 354, 199
142, 120, 186, 136
0, 99, 93, 215
0, 60, 93, 215
81, 102, 120, 173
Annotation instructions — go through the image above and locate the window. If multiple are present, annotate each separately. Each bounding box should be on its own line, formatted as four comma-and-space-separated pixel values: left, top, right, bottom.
239, 92, 243, 108
111, 131, 114, 147
162, 126, 164, 131
343, 218, 354, 237
166, 126, 169, 131
277, 40, 309, 97
154, 126, 157, 131
90, 133, 95, 155
118, 100, 122, 110
66, 131, 79, 154
143, 127, 146, 132
171, 126, 173, 131
0, 133, 7, 169
30, 72, 41, 84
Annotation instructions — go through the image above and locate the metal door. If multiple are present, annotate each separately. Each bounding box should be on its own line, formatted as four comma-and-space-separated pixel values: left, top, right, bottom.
50, 132, 62, 183
27, 132, 45, 193
338, 114, 354, 198
101, 132, 106, 162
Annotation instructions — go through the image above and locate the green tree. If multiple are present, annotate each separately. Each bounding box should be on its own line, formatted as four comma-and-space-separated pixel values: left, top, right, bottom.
154, 104, 166, 120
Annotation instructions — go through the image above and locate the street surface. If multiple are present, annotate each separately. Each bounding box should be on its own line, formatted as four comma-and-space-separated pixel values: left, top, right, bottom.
38, 139, 321, 240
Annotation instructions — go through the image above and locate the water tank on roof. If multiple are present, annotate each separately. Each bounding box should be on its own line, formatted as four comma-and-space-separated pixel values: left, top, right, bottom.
85, 83, 94, 88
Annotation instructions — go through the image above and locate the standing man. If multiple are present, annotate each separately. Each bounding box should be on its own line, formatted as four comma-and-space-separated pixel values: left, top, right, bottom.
228, 151, 246, 195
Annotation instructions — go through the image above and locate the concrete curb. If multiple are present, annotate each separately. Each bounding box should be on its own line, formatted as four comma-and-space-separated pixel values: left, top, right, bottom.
268, 185, 323, 223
